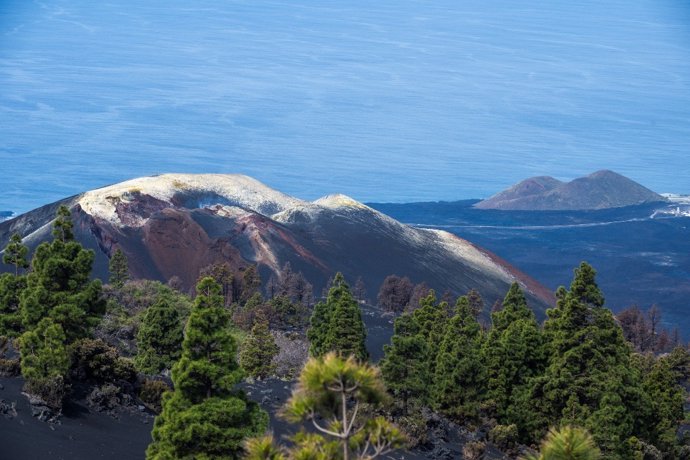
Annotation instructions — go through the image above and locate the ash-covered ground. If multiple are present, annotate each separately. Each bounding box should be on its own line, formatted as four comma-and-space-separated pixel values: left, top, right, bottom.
0, 306, 479, 460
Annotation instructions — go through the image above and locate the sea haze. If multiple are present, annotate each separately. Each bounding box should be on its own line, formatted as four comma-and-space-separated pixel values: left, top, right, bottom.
1, 0, 690, 214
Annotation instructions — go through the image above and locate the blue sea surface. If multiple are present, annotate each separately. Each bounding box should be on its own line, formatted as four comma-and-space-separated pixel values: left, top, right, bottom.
1, 0, 690, 214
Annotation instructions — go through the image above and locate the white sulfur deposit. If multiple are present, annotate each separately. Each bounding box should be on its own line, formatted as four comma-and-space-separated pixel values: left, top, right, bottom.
424, 228, 516, 284
78, 174, 305, 226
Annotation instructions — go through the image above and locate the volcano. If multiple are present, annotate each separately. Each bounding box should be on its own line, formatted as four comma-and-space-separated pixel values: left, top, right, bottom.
0, 174, 552, 313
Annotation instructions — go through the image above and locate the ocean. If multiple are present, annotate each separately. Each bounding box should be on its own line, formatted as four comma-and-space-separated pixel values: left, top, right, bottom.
2, 0, 690, 214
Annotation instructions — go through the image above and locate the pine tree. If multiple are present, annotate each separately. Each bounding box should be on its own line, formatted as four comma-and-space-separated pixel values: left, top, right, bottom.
199, 262, 234, 305
483, 283, 545, 421
274, 262, 312, 305
274, 263, 312, 306
568, 262, 604, 308
410, 290, 449, 377
637, 351, 686, 455
244, 292, 264, 310
108, 248, 129, 289
522, 426, 601, 460
466, 288, 484, 318
233, 291, 267, 331
307, 273, 368, 361
135, 299, 184, 374
18, 317, 70, 408
307, 298, 330, 357
12, 208, 105, 410
247, 353, 405, 460
432, 296, 486, 421
492, 282, 532, 332
147, 277, 268, 459
324, 288, 368, 361
380, 313, 430, 411
534, 262, 644, 457
19, 206, 105, 341
240, 310, 279, 379
0, 234, 29, 336
52, 205, 74, 242
269, 295, 308, 328
241, 265, 262, 304
0, 273, 26, 336
3, 233, 29, 276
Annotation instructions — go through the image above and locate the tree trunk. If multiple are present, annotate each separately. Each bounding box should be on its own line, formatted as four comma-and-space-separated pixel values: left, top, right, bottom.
342, 388, 349, 460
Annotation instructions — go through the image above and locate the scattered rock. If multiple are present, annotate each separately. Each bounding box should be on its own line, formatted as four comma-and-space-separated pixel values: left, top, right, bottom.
0, 399, 17, 418
120, 393, 134, 407
424, 407, 451, 442
427, 446, 453, 460
86, 384, 121, 415
31, 403, 59, 422
23, 392, 61, 423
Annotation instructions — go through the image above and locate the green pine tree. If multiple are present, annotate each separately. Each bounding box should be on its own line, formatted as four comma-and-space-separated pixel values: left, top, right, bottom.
0, 233, 30, 336
432, 296, 486, 421
0, 272, 26, 336
568, 262, 604, 308
324, 288, 368, 361
307, 273, 368, 361
466, 288, 484, 318
19, 206, 105, 341
249, 353, 405, 460
522, 426, 601, 460
637, 350, 686, 455
52, 205, 74, 242
14, 207, 106, 410
108, 248, 129, 289
147, 277, 268, 459
483, 283, 545, 421
240, 310, 279, 379
244, 292, 264, 311
18, 317, 70, 408
410, 290, 449, 377
233, 291, 267, 330
533, 262, 644, 458
492, 282, 533, 332
3, 233, 29, 276
135, 299, 184, 374
269, 294, 308, 328
307, 298, 330, 357
380, 313, 430, 412
241, 265, 262, 304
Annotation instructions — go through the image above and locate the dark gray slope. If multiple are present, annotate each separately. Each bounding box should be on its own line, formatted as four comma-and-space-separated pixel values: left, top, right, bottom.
0, 377, 154, 460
